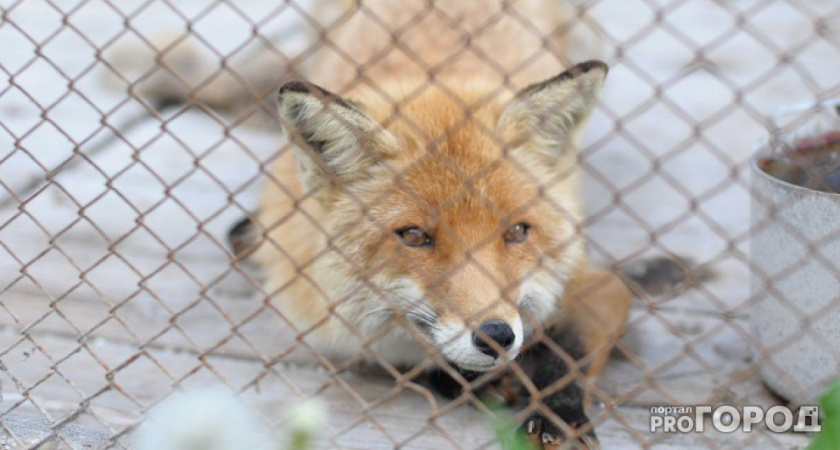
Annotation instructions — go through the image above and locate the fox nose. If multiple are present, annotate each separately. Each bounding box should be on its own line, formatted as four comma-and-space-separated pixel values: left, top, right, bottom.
472, 320, 515, 358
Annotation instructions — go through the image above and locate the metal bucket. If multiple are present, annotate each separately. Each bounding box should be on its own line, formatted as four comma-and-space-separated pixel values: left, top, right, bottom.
750, 101, 840, 405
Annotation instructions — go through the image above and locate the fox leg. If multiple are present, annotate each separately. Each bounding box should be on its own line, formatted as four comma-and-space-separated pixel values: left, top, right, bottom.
521, 326, 599, 449
522, 267, 631, 449
564, 267, 632, 408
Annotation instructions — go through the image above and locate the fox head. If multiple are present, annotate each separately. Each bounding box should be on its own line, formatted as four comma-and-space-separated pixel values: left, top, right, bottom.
275, 62, 607, 372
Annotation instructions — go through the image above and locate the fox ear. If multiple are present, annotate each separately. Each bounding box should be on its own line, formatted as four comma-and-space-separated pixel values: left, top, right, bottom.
276, 81, 395, 192
497, 61, 607, 165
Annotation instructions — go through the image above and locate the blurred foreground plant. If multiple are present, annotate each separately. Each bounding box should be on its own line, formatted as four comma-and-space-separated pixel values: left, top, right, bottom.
808, 379, 840, 450
135, 389, 326, 450
486, 401, 536, 450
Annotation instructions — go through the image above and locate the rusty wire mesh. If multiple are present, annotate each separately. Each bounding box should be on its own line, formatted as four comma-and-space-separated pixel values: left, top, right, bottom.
0, 0, 839, 448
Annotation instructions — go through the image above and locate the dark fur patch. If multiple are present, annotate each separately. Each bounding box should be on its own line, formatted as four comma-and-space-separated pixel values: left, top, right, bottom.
426, 367, 480, 400
278, 80, 311, 95
285, 98, 306, 123
299, 127, 329, 154
516, 60, 608, 99
278, 80, 356, 111
519, 326, 595, 444
228, 214, 260, 260
425, 324, 594, 443
620, 255, 715, 297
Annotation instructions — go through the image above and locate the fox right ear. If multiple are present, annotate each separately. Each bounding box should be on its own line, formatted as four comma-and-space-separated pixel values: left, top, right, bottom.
276, 81, 396, 192
497, 61, 608, 166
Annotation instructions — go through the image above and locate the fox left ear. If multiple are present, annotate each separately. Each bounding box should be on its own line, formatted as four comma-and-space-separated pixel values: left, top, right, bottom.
276, 81, 397, 193
497, 61, 607, 164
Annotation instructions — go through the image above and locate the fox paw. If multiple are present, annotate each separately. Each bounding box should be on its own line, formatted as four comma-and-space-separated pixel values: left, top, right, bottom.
522, 414, 600, 450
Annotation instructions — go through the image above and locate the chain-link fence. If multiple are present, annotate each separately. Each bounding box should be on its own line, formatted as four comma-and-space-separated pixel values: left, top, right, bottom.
1, 0, 839, 448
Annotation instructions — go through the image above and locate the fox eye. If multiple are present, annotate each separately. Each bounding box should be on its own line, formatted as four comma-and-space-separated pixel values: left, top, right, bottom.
396, 226, 433, 247
504, 222, 530, 244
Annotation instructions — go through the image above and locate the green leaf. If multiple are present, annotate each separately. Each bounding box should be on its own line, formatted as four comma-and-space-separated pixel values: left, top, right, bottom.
808, 379, 840, 450
485, 401, 537, 450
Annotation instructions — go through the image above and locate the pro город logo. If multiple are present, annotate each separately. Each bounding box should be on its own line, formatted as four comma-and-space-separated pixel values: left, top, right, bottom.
650, 405, 821, 433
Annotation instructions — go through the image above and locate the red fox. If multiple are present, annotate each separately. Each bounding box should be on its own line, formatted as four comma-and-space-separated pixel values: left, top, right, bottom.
221, 1, 634, 448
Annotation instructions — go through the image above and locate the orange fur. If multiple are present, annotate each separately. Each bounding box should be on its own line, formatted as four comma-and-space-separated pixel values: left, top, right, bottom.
248, 3, 631, 444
